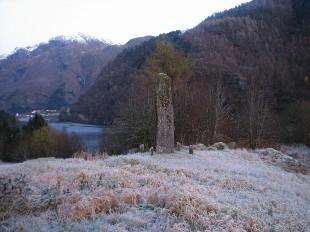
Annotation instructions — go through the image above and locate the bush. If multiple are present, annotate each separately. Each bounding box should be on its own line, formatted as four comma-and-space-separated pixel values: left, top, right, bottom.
0, 111, 20, 162
280, 101, 310, 146
0, 112, 84, 162
22, 113, 48, 135
20, 126, 84, 160
102, 77, 156, 155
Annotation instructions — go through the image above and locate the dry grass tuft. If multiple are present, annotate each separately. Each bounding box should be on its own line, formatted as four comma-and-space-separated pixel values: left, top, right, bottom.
168, 194, 218, 230
72, 151, 92, 160
220, 177, 255, 191
120, 190, 142, 205
146, 192, 161, 206
58, 192, 118, 220
257, 147, 308, 174
0, 146, 309, 231
0, 175, 32, 220
167, 222, 191, 232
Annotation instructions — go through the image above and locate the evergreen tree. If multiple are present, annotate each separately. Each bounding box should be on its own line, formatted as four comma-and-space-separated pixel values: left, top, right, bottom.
23, 113, 48, 135
147, 41, 190, 153
0, 111, 20, 162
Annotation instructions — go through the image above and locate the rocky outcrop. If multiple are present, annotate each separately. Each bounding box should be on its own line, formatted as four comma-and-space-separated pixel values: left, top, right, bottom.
257, 148, 308, 174
209, 142, 229, 150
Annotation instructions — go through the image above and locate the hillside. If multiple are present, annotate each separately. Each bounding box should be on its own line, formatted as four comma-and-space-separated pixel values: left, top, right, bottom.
0, 34, 153, 113
0, 146, 309, 231
63, 0, 310, 125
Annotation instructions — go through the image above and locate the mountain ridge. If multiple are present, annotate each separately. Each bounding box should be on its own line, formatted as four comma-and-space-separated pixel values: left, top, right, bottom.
0, 35, 153, 112
62, 0, 309, 125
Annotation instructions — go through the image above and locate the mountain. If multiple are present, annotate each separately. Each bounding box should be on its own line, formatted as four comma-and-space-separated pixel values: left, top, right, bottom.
62, 0, 310, 125
0, 34, 153, 112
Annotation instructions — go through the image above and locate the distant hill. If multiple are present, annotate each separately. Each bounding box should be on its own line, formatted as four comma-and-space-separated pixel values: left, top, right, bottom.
0, 34, 153, 112
62, 0, 310, 124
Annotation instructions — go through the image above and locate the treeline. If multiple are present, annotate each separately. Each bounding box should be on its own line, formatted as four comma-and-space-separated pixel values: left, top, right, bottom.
0, 112, 83, 162
104, 72, 310, 154
63, 0, 310, 154
104, 38, 310, 154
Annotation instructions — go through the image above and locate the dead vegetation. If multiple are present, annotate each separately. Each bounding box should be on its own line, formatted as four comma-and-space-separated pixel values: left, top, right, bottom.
0, 146, 309, 231
256, 147, 309, 174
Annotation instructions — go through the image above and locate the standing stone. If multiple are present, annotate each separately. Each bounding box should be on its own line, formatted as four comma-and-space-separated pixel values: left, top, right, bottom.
176, 142, 182, 151
150, 147, 154, 156
189, 145, 194, 155
139, 144, 145, 152
156, 73, 174, 153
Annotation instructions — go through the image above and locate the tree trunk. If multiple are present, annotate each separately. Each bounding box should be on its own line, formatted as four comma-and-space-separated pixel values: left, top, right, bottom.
156, 73, 174, 153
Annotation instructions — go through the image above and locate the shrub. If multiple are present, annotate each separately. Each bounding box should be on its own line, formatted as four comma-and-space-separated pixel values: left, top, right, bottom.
103, 77, 156, 155
0, 112, 84, 162
0, 111, 20, 162
22, 113, 48, 135
280, 100, 310, 145
25, 126, 84, 159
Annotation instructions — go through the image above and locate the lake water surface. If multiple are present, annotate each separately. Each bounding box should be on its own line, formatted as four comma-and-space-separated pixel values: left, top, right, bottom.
19, 116, 104, 152
49, 122, 104, 152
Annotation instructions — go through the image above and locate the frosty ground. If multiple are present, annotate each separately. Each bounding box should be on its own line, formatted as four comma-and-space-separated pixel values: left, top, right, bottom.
0, 145, 309, 232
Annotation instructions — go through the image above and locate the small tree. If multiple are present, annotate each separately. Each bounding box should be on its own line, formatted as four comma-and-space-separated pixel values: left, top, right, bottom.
27, 126, 84, 159
103, 76, 156, 155
0, 111, 20, 162
23, 113, 48, 135
210, 76, 231, 143
147, 41, 190, 153
241, 76, 277, 148
280, 100, 310, 145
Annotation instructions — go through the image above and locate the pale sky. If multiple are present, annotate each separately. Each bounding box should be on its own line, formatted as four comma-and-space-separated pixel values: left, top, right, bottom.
0, 0, 250, 55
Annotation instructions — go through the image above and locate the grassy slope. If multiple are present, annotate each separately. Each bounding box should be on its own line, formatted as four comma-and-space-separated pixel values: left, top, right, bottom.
0, 147, 309, 231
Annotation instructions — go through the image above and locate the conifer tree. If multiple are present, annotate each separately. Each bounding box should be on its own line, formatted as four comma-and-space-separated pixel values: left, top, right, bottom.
147, 41, 189, 153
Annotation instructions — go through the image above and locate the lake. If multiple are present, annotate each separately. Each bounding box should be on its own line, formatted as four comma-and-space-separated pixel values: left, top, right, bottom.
49, 122, 104, 152
18, 115, 104, 152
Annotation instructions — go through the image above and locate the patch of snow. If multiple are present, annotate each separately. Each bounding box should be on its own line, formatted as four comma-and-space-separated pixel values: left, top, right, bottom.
50, 33, 115, 45
25, 44, 40, 52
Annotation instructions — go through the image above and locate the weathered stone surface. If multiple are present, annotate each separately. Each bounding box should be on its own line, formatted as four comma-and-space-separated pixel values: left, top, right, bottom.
189, 145, 194, 154
207, 146, 218, 151
156, 73, 174, 153
209, 142, 228, 150
193, 144, 208, 151
227, 142, 237, 149
176, 142, 182, 151
149, 147, 155, 156
139, 144, 145, 152
257, 148, 308, 174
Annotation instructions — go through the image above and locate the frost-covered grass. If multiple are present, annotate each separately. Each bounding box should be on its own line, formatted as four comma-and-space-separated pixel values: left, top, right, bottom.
0, 147, 309, 232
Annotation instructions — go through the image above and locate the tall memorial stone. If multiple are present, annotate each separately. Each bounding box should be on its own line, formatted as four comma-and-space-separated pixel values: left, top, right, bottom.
156, 73, 174, 153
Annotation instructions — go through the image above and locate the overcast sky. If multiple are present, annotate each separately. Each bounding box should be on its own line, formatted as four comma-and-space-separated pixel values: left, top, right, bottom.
0, 0, 250, 55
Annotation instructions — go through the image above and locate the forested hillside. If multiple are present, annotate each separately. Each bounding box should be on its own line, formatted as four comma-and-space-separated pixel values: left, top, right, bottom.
62, 0, 310, 149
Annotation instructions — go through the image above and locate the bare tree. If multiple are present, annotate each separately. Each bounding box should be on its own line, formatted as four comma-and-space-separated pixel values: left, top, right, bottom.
243, 76, 274, 148
103, 76, 156, 155
211, 77, 231, 142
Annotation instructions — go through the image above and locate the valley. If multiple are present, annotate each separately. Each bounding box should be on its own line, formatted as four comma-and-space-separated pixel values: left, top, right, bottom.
0, 1, 309, 231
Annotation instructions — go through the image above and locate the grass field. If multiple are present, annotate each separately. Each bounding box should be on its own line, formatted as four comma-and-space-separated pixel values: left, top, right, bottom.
0, 146, 309, 231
